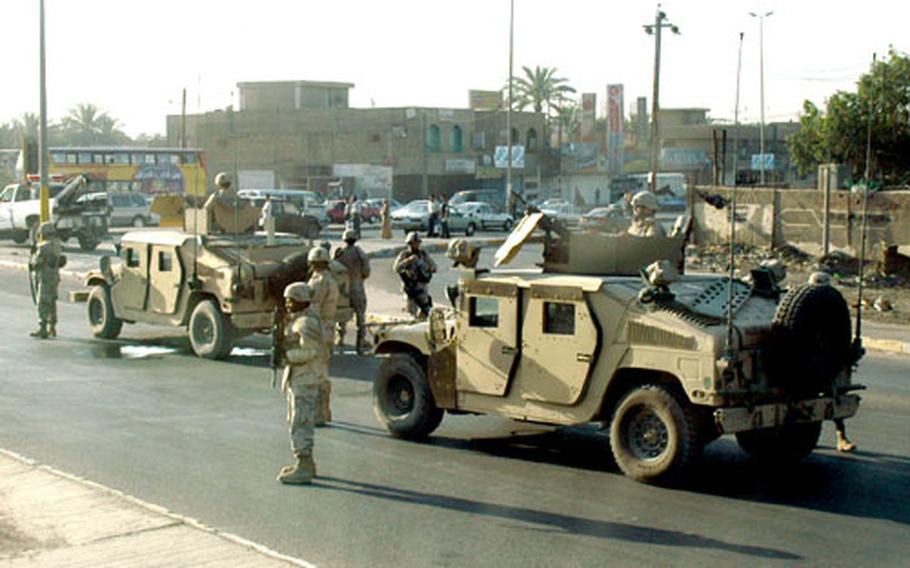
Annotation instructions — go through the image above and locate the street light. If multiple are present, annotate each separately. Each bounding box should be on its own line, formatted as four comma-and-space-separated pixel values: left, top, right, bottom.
643, 5, 680, 193
749, 10, 773, 186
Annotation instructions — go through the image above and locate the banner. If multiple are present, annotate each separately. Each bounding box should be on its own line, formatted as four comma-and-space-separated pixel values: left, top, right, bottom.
580, 93, 596, 143
607, 84, 625, 175
468, 90, 502, 111
751, 154, 776, 170
494, 145, 525, 169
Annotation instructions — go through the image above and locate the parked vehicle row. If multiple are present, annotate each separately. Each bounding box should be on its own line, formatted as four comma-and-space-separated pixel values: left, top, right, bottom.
390, 199, 515, 236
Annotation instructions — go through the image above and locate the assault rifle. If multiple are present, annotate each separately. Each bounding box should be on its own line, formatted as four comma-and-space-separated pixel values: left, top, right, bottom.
270, 302, 286, 389
396, 253, 434, 317
508, 189, 571, 240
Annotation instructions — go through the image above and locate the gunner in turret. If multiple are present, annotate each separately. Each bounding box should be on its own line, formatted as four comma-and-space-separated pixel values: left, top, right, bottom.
627, 191, 667, 238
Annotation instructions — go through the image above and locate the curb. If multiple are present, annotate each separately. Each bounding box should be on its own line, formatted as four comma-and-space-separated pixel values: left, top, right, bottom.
861, 336, 910, 356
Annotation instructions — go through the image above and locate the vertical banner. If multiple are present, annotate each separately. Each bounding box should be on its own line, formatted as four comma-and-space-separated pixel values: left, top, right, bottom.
580, 93, 596, 143
607, 84, 625, 176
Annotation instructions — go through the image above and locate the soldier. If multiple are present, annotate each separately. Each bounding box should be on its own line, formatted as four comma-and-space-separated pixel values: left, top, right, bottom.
334, 229, 371, 355
29, 222, 66, 339
277, 282, 324, 485
380, 199, 393, 240
446, 238, 480, 269
203, 172, 257, 234
393, 231, 437, 317
627, 191, 667, 237
307, 246, 339, 425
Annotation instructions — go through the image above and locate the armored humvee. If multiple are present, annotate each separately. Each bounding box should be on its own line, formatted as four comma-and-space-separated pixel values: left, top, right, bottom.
370, 212, 863, 483
81, 206, 351, 359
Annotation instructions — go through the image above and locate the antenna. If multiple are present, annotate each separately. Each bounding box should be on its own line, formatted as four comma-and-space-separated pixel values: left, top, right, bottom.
724, 31, 745, 357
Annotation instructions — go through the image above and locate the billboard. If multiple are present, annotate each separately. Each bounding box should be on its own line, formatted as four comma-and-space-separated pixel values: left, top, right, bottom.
580, 93, 596, 143
607, 84, 625, 175
494, 145, 525, 169
469, 90, 502, 111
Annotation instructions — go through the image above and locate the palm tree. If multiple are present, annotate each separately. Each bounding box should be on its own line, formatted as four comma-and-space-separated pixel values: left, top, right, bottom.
506, 66, 576, 115
61, 103, 104, 145
553, 102, 580, 149
12, 112, 39, 140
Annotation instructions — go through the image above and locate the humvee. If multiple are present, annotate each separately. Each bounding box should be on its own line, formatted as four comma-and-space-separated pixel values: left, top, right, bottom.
80, 208, 350, 359
371, 213, 863, 483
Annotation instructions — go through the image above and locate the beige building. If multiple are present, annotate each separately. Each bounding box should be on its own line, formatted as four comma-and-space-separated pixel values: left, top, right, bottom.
167, 80, 551, 201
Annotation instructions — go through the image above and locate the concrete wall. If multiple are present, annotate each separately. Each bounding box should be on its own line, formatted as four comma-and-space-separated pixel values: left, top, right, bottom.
692, 185, 910, 256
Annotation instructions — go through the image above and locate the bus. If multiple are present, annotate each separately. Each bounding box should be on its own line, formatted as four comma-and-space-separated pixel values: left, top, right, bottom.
18, 146, 208, 197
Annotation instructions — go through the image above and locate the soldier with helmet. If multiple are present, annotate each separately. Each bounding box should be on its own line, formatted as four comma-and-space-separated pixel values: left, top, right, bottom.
446, 238, 480, 269
203, 172, 257, 234
627, 191, 667, 238
393, 231, 437, 317
334, 229, 371, 354
277, 282, 325, 485
29, 222, 66, 339
307, 246, 339, 425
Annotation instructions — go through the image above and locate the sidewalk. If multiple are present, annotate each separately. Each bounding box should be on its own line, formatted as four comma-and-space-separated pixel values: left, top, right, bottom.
0, 449, 310, 567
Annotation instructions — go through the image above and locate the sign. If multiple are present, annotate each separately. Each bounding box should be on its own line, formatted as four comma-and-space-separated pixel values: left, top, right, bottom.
445, 159, 476, 174
661, 148, 708, 167
580, 93, 596, 143
468, 90, 502, 111
494, 145, 525, 169
333, 164, 393, 191
606, 84, 625, 175
751, 153, 775, 170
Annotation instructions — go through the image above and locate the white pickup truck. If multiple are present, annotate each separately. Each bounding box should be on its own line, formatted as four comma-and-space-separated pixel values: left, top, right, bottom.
0, 175, 109, 250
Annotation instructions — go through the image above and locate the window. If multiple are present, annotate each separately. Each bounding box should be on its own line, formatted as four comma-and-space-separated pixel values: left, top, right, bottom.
0, 187, 13, 202
131, 153, 143, 165
426, 124, 441, 152
93, 153, 105, 164
113, 153, 130, 164
142, 154, 155, 164
50, 152, 66, 163
157, 153, 179, 165
65, 153, 77, 164
543, 302, 575, 335
450, 125, 464, 153
78, 152, 92, 164
14, 186, 30, 201
158, 251, 173, 272
511, 128, 519, 145
104, 153, 117, 164
131, 194, 148, 206
469, 296, 499, 328
527, 128, 538, 151
125, 247, 141, 268
112, 194, 130, 207
182, 152, 197, 164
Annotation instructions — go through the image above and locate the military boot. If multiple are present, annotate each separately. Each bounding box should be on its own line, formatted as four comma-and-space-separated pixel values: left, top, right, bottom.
355, 330, 369, 356
48, 324, 57, 338
836, 431, 856, 453
277, 454, 316, 484
30, 323, 48, 339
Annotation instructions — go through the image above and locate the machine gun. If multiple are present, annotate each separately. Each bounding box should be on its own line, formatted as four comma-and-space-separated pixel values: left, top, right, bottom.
270, 302, 287, 389
508, 189, 571, 241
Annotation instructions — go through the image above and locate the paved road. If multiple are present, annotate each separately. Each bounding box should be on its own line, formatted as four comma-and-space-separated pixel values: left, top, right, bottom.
0, 262, 909, 566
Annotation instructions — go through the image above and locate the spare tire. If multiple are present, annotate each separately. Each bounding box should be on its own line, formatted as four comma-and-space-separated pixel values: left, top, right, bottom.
765, 283, 851, 395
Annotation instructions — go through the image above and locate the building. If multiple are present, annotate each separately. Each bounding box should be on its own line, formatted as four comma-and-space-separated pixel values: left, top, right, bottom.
167, 80, 551, 201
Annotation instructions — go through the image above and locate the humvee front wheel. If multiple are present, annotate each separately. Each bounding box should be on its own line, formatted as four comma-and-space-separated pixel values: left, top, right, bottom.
87, 285, 123, 339
373, 353, 443, 440
188, 299, 234, 360
609, 384, 700, 484
735, 422, 822, 464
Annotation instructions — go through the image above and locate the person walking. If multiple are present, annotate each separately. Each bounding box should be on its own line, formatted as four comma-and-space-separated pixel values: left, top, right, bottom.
439, 195, 451, 239
380, 198, 393, 240
307, 246, 339, 425
393, 231, 437, 317
334, 229, 371, 355
277, 282, 325, 485
427, 195, 440, 237
29, 222, 65, 339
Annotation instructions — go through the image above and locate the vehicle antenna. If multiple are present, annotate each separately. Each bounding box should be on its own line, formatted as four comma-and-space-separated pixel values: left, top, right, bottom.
724, 31, 744, 357
854, 52, 879, 361
191, 161, 200, 287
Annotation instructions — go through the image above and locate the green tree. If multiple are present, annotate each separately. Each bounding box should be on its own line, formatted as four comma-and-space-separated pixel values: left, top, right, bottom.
552, 101, 580, 148
788, 48, 910, 184
60, 103, 129, 145
506, 65, 576, 115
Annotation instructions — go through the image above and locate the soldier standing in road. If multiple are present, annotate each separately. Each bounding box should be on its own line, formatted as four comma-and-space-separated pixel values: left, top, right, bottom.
344, 195, 363, 240
334, 229, 371, 355
380, 199, 392, 240
29, 222, 65, 339
393, 231, 437, 317
307, 246, 339, 425
277, 282, 325, 485
626, 191, 667, 237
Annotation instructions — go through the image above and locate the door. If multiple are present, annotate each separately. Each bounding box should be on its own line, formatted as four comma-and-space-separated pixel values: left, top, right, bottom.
0, 186, 14, 230
455, 281, 520, 396
112, 243, 149, 311
147, 245, 183, 314
515, 285, 599, 405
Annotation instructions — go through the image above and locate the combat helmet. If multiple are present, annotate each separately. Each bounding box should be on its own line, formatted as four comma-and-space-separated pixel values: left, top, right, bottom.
631, 191, 659, 212
342, 228, 357, 242
307, 246, 330, 264
214, 172, 231, 189
406, 231, 421, 245
37, 221, 56, 240
284, 282, 313, 303
446, 238, 480, 268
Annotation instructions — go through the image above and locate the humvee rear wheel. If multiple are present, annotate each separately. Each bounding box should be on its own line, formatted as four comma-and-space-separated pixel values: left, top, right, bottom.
373, 353, 443, 440
87, 285, 123, 339
735, 422, 822, 464
188, 299, 234, 360
609, 384, 700, 484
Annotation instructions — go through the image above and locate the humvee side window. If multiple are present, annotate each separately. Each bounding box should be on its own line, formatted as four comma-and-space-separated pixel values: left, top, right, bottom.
158, 251, 173, 272
125, 247, 140, 268
543, 302, 575, 335
469, 296, 499, 328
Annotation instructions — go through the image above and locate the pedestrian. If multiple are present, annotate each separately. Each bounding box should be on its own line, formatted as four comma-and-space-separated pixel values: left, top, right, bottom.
29, 222, 65, 339
595, 187, 601, 205
344, 195, 363, 240
307, 246, 339, 426
380, 198, 392, 240
334, 229, 371, 355
439, 195, 451, 239
393, 231, 437, 317
426, 195, 439, 237
277, 282, 325, 485
260, 195, 276, 235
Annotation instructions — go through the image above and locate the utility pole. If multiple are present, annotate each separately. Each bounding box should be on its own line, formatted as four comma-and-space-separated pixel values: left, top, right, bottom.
506, 0, 515, 214
181, 88, 187, 148
643, 5, 680, 193
750, 11, 773, 186
732, 32, 744, 188
38, 0, 50, 223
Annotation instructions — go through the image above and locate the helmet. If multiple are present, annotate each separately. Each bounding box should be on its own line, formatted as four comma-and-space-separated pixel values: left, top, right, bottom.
406, 231, 421, 245
38, 222, 56, 239
808, 271, 832, 286
284, 282, 313, 303
447, 238, 480, 268
631, 191, 659, 212
342, 229, 357, 242
307, 246, 330, 264
214, 172, 231, 189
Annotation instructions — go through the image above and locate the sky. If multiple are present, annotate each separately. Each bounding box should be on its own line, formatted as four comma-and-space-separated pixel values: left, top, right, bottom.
3, 0, 906, 138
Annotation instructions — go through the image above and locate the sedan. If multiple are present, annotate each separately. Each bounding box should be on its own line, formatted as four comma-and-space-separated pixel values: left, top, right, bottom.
453, 201, 515, 232
578, 205, 630, 233
390, 200, 430, 233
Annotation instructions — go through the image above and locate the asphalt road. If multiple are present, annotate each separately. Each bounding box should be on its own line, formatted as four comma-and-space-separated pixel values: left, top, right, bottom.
1, 260, 909, 566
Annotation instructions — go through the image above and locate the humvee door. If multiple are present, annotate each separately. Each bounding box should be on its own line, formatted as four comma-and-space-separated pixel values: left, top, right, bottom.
456, 281, 520, 396
113, 243, 149, 311
147, 245, 183, 314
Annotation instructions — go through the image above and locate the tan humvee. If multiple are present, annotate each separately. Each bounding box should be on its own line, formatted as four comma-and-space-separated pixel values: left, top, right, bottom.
371, 213, 862, 483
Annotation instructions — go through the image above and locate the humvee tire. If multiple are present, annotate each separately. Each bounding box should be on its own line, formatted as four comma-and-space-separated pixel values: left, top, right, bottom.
87, 285, 123, 339
373, 353, 443, 440
78, 234, 99, 251
188, 299, 234, 360
735, 422, 822, 463
609, 384, 700, 484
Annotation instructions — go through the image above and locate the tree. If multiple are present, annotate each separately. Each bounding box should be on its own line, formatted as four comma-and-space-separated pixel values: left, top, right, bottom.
60, 103, 129, 145
552, 101, 580, 148
788, 48, 910, 184
506, 65, 576, 115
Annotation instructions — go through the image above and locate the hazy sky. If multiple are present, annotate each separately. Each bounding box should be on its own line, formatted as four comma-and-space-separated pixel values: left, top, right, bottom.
3, 0, 905, 138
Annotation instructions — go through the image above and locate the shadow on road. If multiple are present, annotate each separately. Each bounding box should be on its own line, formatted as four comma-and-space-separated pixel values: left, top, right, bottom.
314, 476, 800, 560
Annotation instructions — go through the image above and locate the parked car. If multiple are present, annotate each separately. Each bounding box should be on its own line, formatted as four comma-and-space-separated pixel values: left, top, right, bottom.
454, 201, 514, 231
448, 189, 505, 211
325, 199, 347, 224
242, 197, 322, 238
539, 201, 581, 225
106, 192, 160, 227
363, 198, 403, 218
237, 189, 328, 225
390, 200, 429, 233
578, 205, 630, 233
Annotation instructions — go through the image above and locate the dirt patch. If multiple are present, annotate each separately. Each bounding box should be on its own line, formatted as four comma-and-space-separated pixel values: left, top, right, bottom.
0, 516, 44, 558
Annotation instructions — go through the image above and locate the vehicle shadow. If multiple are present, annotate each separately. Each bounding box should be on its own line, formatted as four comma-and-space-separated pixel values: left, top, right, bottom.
314, 475, 800, 560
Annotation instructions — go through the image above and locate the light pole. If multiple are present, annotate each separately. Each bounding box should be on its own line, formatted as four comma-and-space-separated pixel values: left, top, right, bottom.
749, 10, 773, 186
643, 5, 680, 193
506, 0, 514, 214
731, 32, 744, 188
